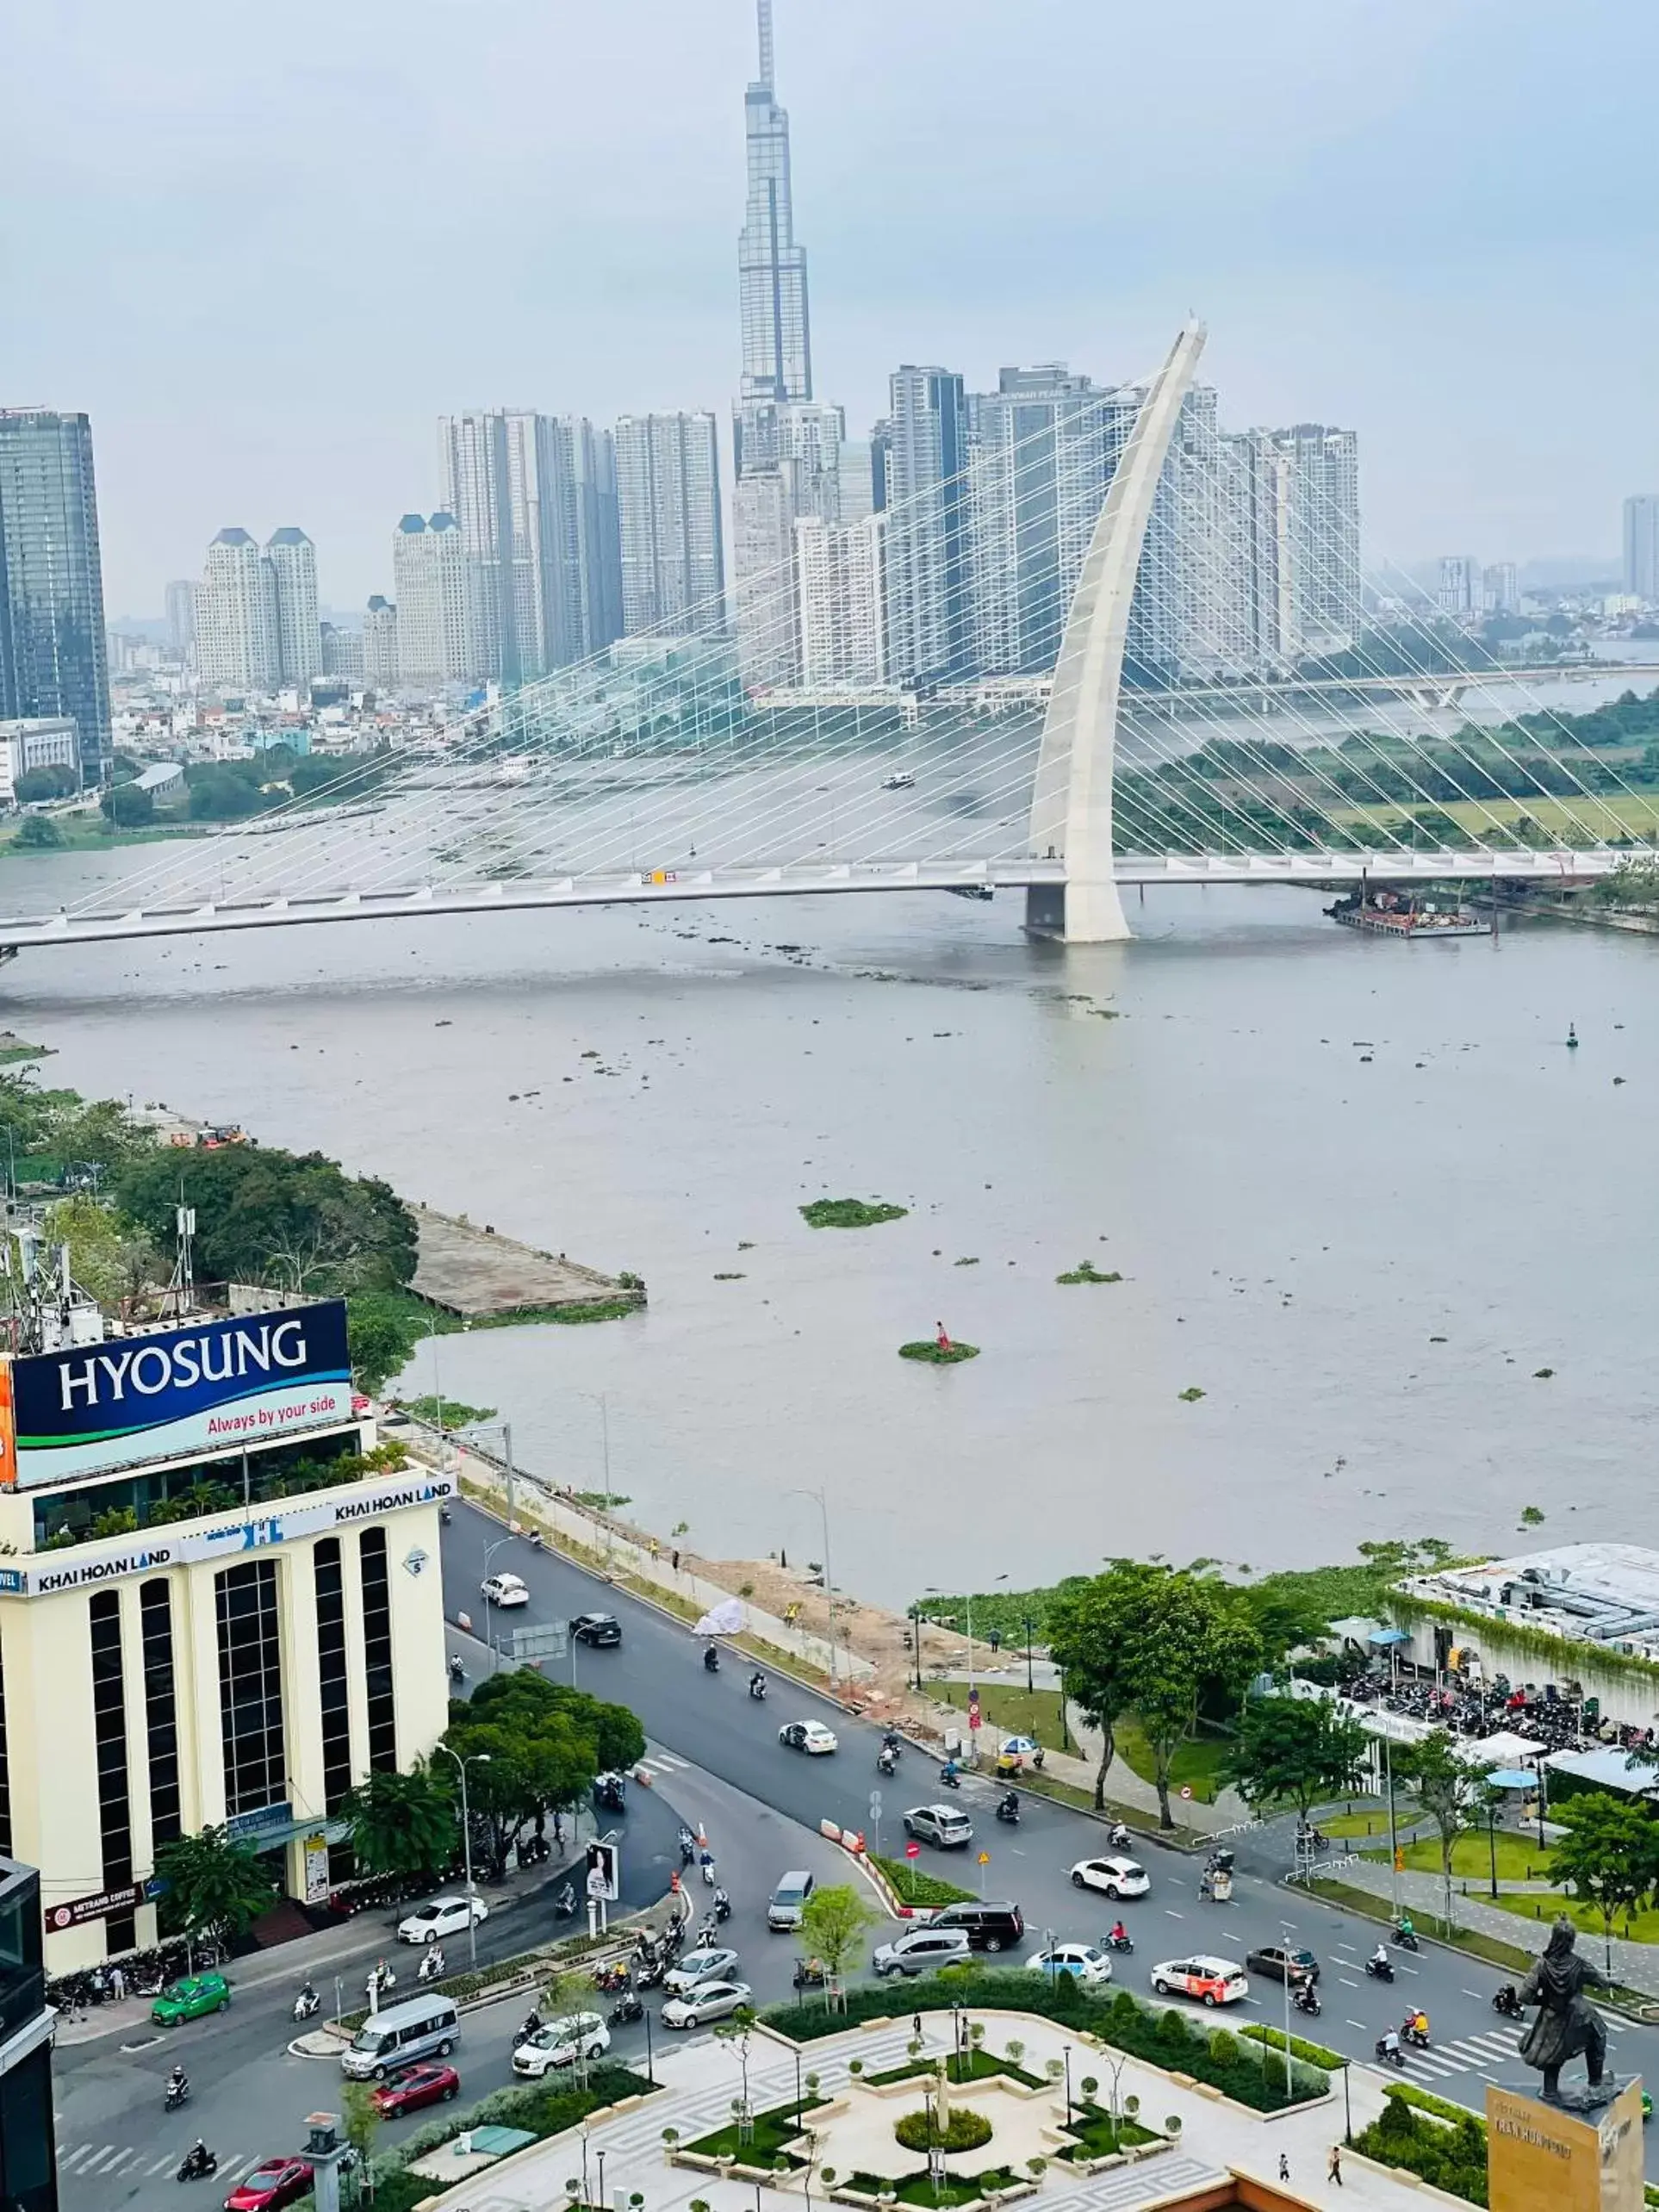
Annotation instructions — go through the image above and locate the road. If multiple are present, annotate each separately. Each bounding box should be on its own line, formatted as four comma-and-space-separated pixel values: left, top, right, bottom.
53, 1501, 1658, 2201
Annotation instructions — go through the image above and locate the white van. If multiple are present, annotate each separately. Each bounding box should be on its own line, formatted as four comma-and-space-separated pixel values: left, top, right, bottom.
341, 1994, 461, 2079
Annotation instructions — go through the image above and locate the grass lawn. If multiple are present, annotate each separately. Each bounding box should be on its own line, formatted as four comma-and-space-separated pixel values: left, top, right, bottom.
1114, 1716, 1232, 1805
1059, 2105, 1158, 2159
1333, 794, 1659, 839
685, 2096, 828, 2164
932, 1681, 1069, 1751
1380, 1832, 1558, 1884
1321, 1803, 1415, 1840
869, 2050, 1043, 2089
1488, 1892, 1659, 1947
848, 2170, 1019, 2207
872, 1854, 975, 1908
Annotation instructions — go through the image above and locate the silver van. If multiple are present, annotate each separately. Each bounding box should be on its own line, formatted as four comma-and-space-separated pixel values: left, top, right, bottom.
767, 1869, 815, 1929
340, 1993, 461, 2079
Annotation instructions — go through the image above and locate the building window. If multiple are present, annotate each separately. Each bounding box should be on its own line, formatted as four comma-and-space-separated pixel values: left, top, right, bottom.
314, 1538, 351, 1813
215, 1560, 285, 1817
0, 1629, 12, 1859
90, 1591, 135, 1954
358, 1528, 396, 1773
140, 1579, 181, 1851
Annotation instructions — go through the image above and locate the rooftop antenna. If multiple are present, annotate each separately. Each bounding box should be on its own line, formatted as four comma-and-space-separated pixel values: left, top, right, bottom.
756, 0, 774, 90
174, 1204, 196, 1316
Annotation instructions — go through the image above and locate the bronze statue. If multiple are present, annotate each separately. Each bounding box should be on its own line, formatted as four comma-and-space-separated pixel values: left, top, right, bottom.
1518, 1917, 1613, 2107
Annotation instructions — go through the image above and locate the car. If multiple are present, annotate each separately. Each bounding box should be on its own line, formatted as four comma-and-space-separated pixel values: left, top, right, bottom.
152, 1970, 231, 2025
397, 1896, 489, 1944
1070, 1855, 1151, 1900
778, 1719, 838, 1755
372, 2060, 461, 2118
661, 1978, 754, 2029
903, 1805, 974, 1850
873, 1926, 973, 1979
512, 2012, 611, 2078
767, 1871, 815, 1929
924, 1901, 1024, 1954
572, 1612, 622, 1647
1244, 1944, 1320, 1986
663, 1946, 741, 1993
481, 1572, 529, 1607
1028, 1942, 1113, 1985
222, 2159, 314, 2212
1149, 1956, 1251, 2007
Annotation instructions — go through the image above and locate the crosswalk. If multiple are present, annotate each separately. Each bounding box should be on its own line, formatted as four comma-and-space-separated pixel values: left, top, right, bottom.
1390, 2006, 1625, 2087
635, 1750, 690, 1780
58, 2141, 269, 2184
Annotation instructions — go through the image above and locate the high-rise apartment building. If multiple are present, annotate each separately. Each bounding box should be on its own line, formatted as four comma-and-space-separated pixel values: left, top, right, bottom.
165, 579, 197, 662
438, 412, 623, 683
796, 514, 887, 685
1217, 421, 1362, 667
1437, 555, 1482, 618
0, 408, 112, 779
884, 367, 972, 685
1624, 495, 1659, 601
363, 595, 399, 687
739, 0, 811, 407
1482, 561, 1519, 615
264, 527, 321, 687
196, 528, 280, 693
614, 413, 725, 635
392, 513, 470, 685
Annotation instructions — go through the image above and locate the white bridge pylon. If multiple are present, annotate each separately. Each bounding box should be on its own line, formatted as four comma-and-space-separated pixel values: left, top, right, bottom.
1027, 320, 1208, 941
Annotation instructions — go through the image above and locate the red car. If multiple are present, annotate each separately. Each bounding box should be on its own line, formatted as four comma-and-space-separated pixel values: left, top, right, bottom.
223, 2159, 314, 2212
373, 2060, 461, 2117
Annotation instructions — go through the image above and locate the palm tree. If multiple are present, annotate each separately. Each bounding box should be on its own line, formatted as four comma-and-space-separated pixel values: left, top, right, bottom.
343, 1763, 457, 1880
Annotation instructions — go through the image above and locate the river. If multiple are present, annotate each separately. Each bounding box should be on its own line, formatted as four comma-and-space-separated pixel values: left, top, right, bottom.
0, 848, 1652, 1607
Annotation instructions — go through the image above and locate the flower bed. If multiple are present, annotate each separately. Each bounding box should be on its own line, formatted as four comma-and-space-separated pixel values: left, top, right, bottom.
898, 1341, 980, 1364
894, 2108, 994, 2153
760, 1975, 1327, 2114
801, 1197, 908, 1229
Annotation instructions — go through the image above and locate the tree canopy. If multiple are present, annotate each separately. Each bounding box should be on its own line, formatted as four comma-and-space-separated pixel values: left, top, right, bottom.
154, 1824, 275, 1941
343, 1762, 458, 1880
1548, 1792, 1659, 1966
1221, 1693, 1370, 1818
440, 1671, 645, 1864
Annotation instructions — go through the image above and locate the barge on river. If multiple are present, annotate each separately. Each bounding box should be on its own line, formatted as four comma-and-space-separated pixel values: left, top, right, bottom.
1326, 889, 1491, 939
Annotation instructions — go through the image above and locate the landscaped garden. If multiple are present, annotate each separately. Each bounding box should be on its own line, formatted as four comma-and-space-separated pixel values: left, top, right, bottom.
683, 2094, 830, 2166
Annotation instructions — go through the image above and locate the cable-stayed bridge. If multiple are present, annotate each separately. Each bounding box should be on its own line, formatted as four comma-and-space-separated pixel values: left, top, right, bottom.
6, 324, 1655, 960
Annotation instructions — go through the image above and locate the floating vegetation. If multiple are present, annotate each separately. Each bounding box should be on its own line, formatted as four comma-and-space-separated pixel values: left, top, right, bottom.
713, 1271, 746, 1281
1177, 1385, 1207, 1402
954, 1256, 980, 1267
899, 1339, 980, 1365
800, 1196, 909, 1229
1056, 1261, 1122, 1285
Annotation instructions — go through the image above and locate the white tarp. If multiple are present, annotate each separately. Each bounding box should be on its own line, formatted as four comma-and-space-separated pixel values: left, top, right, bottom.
694, 1597, 746, 1637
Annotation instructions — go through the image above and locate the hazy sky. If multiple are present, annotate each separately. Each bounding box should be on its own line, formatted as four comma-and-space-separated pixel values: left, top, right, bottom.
4, 0, 1655, 613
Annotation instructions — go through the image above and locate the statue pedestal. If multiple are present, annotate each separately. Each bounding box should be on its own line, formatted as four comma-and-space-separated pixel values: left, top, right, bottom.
1487, 2080, 1644, 2212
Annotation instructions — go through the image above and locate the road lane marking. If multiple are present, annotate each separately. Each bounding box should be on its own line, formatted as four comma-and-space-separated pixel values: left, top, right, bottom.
1339, 1978, 1359, 1988
1346, 2018, 1368, 2029
1461, 1989, 1483, 1998
1165, 1910, 1184, 1918
1395, 1961, 1419, 1973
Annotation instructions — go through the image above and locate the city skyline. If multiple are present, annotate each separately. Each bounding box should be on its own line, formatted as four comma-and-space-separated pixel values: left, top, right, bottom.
6, 0, 1657, 612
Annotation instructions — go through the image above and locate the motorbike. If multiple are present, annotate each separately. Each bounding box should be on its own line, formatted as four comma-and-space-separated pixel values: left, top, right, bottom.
593, 1961, 631, 1994
165, 2079, 190, 2113
1292, 1985, 1321, 2018
1401, 2020, 1431, 2049
448, 1656, 466, 1682
1393, 1923, 1420, 1952
418, 1950, 446, 1985
177, 2146, 218, 2184
938, 1765, 961, 1790
877, 1748, 898, 1777
519, 2010, 544, 2042
700, 1857, 716, 1887
713, 1891, 731, 1923
882, 1731, 904, 1759
1493, 1985, 1524, 2019
1103, 1931, 1134, 1955
1374, 2039, 1407, 2070
792, 1958, 828, 1990
697, 1917, 719, 1948
703, 1645, 720, 1674
662, 1917, 686, 1954
292, 1986, 320, 2022
995, 1794, 1020, 1824
1364, 1955, 1395, 1983
637, 1957, 666, 1990
749, 1674, 767, 1700
439, 1504, 452, 1525
1109, 1824, 1131, 1851
610, 1992, 644, 2025
678, 1830, 697, 1867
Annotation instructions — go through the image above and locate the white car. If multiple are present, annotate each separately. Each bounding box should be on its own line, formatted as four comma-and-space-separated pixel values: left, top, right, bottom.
1149, 1956, 1251, 2007
778, 1719, 838, 1755
481, 1572, 529, 1607
663, 1946, 741, 1994
396, 1895, 489, 1944
1070, 1855, 1151, 1900
661, 1978, 754, 2029
513, 2012, 611, 2077
1028, 1942, 1113, 1985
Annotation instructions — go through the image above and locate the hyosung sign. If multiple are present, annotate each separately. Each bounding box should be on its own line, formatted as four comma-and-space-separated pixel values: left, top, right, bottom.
2, 1301, 353, 1489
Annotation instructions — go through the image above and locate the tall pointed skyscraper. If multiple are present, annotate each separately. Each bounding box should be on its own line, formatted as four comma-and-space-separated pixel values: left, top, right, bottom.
739, 0, 811, 405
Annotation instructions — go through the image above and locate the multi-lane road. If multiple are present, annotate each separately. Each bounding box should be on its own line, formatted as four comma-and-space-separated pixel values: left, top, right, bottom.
52, 1498, 1658, 2205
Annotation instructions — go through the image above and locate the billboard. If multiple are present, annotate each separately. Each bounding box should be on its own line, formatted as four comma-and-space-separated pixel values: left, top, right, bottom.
2, 1300, 353, 1490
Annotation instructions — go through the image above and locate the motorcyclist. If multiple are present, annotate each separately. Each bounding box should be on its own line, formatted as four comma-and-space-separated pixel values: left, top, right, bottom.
449, 1653, 465, 1680
1407, 2009, 1428, 2042
294, 1981, 318, 2018
997, 1790, 1019, 1819
167, 2066, 190, 2103
1395, 1912, 1414, 1940
1370, 1942, 1390, 1971
939, 1758, 960, 1785
883, 1730, 904, 1754
556, 1881, 576, 1916
1109, 1920, 1128, 1947
749, 1669, 767, 1699
520, 2008, 543, 2041
1382, 2028, 1401, 2060
713, 1886, 730, 1918
420, 1945, 446, 1981
703, 1643, 719, 1673
1109, 1823, 1130, 1850
678, 1825, 696, 1865
699, 1849, 717, 1886
183, 2141, 212, 2178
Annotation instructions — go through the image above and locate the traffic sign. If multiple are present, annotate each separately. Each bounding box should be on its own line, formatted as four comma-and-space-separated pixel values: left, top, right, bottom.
967, 1687, 982, 1731
869, 1791, 884, 1819
1179, 1784, 1193, 1799
977, 1851, 990, 1867
904, 1841, 921, 1860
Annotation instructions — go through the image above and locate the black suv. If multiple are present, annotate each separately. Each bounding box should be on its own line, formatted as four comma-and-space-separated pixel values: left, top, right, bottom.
572, 1612, 623, 1647
925, 1900, 1025, 1954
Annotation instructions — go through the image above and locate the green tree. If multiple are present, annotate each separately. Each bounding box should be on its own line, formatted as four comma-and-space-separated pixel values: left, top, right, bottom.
340, 2079, 382, 2201
15, 812, 63, 848
443, 1672, 643, 1861
154, 1824, 275, 1943
101, 781, 155, 827
40, 1195, 159, 1310
1548, 1792, 1659, 1969
291, 755, 356, 799
1047, 1564, 1162, 1808
347, 1301, 415, 1394
797, 1883, 879, 1998
1117, 1569, 1261, 1829
342, 1763, 457, 1880
1220, 1694, 1370, 1819
1395, 1729, 1492, 1929
188, 771, 264, 821
16, 765, 78, 802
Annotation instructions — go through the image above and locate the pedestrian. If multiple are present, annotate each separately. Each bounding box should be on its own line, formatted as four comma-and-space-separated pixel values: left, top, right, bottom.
912, 2011, 923, 2042
1278, 2155, 1290, 2184
109, 1964, 126, 2003
671, 1549, 680, 1573
1327, 2146, 1343, 2188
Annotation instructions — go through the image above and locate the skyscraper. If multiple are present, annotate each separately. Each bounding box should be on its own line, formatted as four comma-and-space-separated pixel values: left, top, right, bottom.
1437, 555, 1481, 618
363, 595, 399, 687
613, 413, 725, 635
264, 527, 321, 687
1624, 495, 1659, 601
739, 0, 811, 407
196, 528, 280, 693
165, 579, 197, 662
796, 513, 887, 685
0, 409, 112, 778
884, 366, 971, 684
1482, 561, 1519, 615
1218, 422, 1362, 666
392, 513, 470, 684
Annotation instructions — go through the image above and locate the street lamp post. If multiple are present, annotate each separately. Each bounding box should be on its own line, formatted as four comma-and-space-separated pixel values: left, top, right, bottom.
911, 1602, 924, 1693
434, 1743, 491, 1967
1063, 2043, 1072, 2129
1278, 1920, 1296, 2098
1024, 1615, 1035, 1697
482, 1534, 516, 1671
787, 1488, 836, 1690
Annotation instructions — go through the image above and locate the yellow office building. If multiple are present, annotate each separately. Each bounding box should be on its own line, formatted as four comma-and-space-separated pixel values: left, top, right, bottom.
0, 1298, 450, 1970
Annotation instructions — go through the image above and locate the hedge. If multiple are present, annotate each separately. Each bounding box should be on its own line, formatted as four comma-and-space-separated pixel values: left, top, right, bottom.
1240, 2022, 1348, 2071
1354, 2087, 1488, 2206
872, 1855, 975, 1908
761, 1972, 1327, 2112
